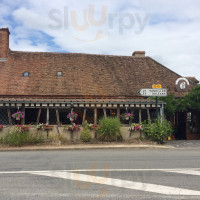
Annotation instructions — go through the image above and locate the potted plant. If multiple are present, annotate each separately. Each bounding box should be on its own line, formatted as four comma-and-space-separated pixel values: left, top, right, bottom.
0, 125, 3, 130
36, 123, 44, 130
67, 112, 78, 122
12, 111, 24, 121
120, 113, 133, 120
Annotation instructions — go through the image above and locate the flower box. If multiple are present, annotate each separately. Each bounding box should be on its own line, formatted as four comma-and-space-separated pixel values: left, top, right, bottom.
65, 123, 81, 132
43, 125, 53, 130
15, 125, 30, 132
88, 124, 99, 131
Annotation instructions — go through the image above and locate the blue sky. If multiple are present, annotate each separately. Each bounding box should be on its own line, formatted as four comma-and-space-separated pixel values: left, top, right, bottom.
0, 0, 200, 81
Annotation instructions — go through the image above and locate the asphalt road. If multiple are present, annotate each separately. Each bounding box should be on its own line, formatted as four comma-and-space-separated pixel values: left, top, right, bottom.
0, 149, 200, 199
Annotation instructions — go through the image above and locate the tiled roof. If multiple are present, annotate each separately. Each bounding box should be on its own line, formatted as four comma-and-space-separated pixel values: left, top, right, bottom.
0, 51, 196, 98
185, 77, 199, 84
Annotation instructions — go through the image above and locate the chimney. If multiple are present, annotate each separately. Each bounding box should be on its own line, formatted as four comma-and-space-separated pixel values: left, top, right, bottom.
0, 28, 10, 59
132, 51, 145, 57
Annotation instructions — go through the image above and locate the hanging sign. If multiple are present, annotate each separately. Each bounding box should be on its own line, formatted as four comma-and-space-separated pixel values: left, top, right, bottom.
175, 78, 190, 92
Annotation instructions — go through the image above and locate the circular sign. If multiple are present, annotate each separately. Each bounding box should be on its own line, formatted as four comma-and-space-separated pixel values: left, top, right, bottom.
175, 78, 190, 92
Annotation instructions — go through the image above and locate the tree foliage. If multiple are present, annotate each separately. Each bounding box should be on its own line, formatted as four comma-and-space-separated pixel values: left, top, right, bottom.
184, 86, 200, 110
150, 86, 200, 117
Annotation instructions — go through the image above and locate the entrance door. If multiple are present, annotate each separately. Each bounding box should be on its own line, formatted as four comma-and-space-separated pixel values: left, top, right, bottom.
175, 112, 186, 140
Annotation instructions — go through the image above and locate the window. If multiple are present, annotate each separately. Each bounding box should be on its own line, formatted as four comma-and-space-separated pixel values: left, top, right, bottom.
57, 71, 63, 76
23, 72, 29, 77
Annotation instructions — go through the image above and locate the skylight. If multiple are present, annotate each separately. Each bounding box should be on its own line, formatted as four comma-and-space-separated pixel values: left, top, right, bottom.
23, 72, 29, 77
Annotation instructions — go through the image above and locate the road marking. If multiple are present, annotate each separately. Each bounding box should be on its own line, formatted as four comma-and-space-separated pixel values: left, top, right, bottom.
29, 171, 200, 196
1, 168, 200, 174
164, 169, 200, 176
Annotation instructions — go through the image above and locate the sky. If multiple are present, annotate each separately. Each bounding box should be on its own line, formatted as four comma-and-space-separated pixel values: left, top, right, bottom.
0, 0, 200, 81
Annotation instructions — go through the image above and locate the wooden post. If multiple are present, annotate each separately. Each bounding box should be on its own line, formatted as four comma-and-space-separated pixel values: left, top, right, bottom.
117, 108, 120, 119
46, 108, 49, 125
56, 108, 60, 125
129, 109, 134, 124
94, 108, 97, 124
103, 108, 107, 118
22, 107, 25, 125
7, 108, 12, 125
36, 109, 42, 124
147, 108, 151, 122
82, 108, 87, 124
139, 109, 142, 124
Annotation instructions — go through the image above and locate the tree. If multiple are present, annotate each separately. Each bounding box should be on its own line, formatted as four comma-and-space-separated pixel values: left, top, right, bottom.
149, 85, 200, 118
184, 86, 200, 110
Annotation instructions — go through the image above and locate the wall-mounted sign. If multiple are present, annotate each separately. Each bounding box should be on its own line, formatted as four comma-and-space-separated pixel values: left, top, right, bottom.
152, 84, 162, 89
175, 78, 190, 92
138, 88, 167, 97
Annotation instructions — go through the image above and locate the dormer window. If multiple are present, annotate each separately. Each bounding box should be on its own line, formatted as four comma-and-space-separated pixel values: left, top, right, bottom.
57, 71, 63, 76
23, 72, 29, 77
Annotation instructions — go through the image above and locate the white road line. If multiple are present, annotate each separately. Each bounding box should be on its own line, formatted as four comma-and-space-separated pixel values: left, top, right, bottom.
1, 168, 200, 174
29, 171, 200, 196
164, 169, 200, 176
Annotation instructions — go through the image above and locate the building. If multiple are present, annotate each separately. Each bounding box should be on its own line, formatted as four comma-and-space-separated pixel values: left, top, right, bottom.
0, 28, 199, 139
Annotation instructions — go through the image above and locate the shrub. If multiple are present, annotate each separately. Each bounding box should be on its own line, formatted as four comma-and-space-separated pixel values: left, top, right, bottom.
143, 120, 173, 144
0, 127, 44, 147
97, 117, 122, 142
80, 121, 91, 142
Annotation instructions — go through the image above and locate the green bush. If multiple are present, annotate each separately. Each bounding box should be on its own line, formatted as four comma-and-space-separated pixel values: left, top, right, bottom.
97, 117, 122, 142
143, 120, 173, 144
0, 127, 44, 147
80, 121, 91, 142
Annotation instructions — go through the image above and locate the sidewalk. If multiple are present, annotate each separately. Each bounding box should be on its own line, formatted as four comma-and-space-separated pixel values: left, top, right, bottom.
164, 140, 200, 149
0, 143, 173, 151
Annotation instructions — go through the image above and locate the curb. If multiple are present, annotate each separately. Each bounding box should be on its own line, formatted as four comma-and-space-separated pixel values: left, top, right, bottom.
0, 144, 175, 152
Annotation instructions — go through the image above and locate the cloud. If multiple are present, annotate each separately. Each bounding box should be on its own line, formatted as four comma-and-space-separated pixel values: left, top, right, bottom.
1, 0, 200, 81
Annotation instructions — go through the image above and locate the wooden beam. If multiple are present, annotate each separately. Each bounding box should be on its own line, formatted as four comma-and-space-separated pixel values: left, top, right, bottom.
94, 108, 97, 124
7, 108, 12, 125
82, 108, 87, 124
46, 108, 49, 125
22, 107, 25, 125
56, 108, 60, 125
139, 109, 142, 124
129, 109, 134, 124
117, 108, 120, 119
103, 108, 107, 118
36, 109, 42, 124
147, 108, 151, 122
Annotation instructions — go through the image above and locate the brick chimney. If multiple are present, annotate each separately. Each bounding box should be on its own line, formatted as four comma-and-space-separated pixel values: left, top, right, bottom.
0, 28, 10, 59
132, 51, 145, 57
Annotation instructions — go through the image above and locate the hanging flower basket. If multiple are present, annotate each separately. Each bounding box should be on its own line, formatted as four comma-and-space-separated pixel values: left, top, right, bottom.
12, 111, 24, 121
67, 112, 78, 122
120, 113, 133, 120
